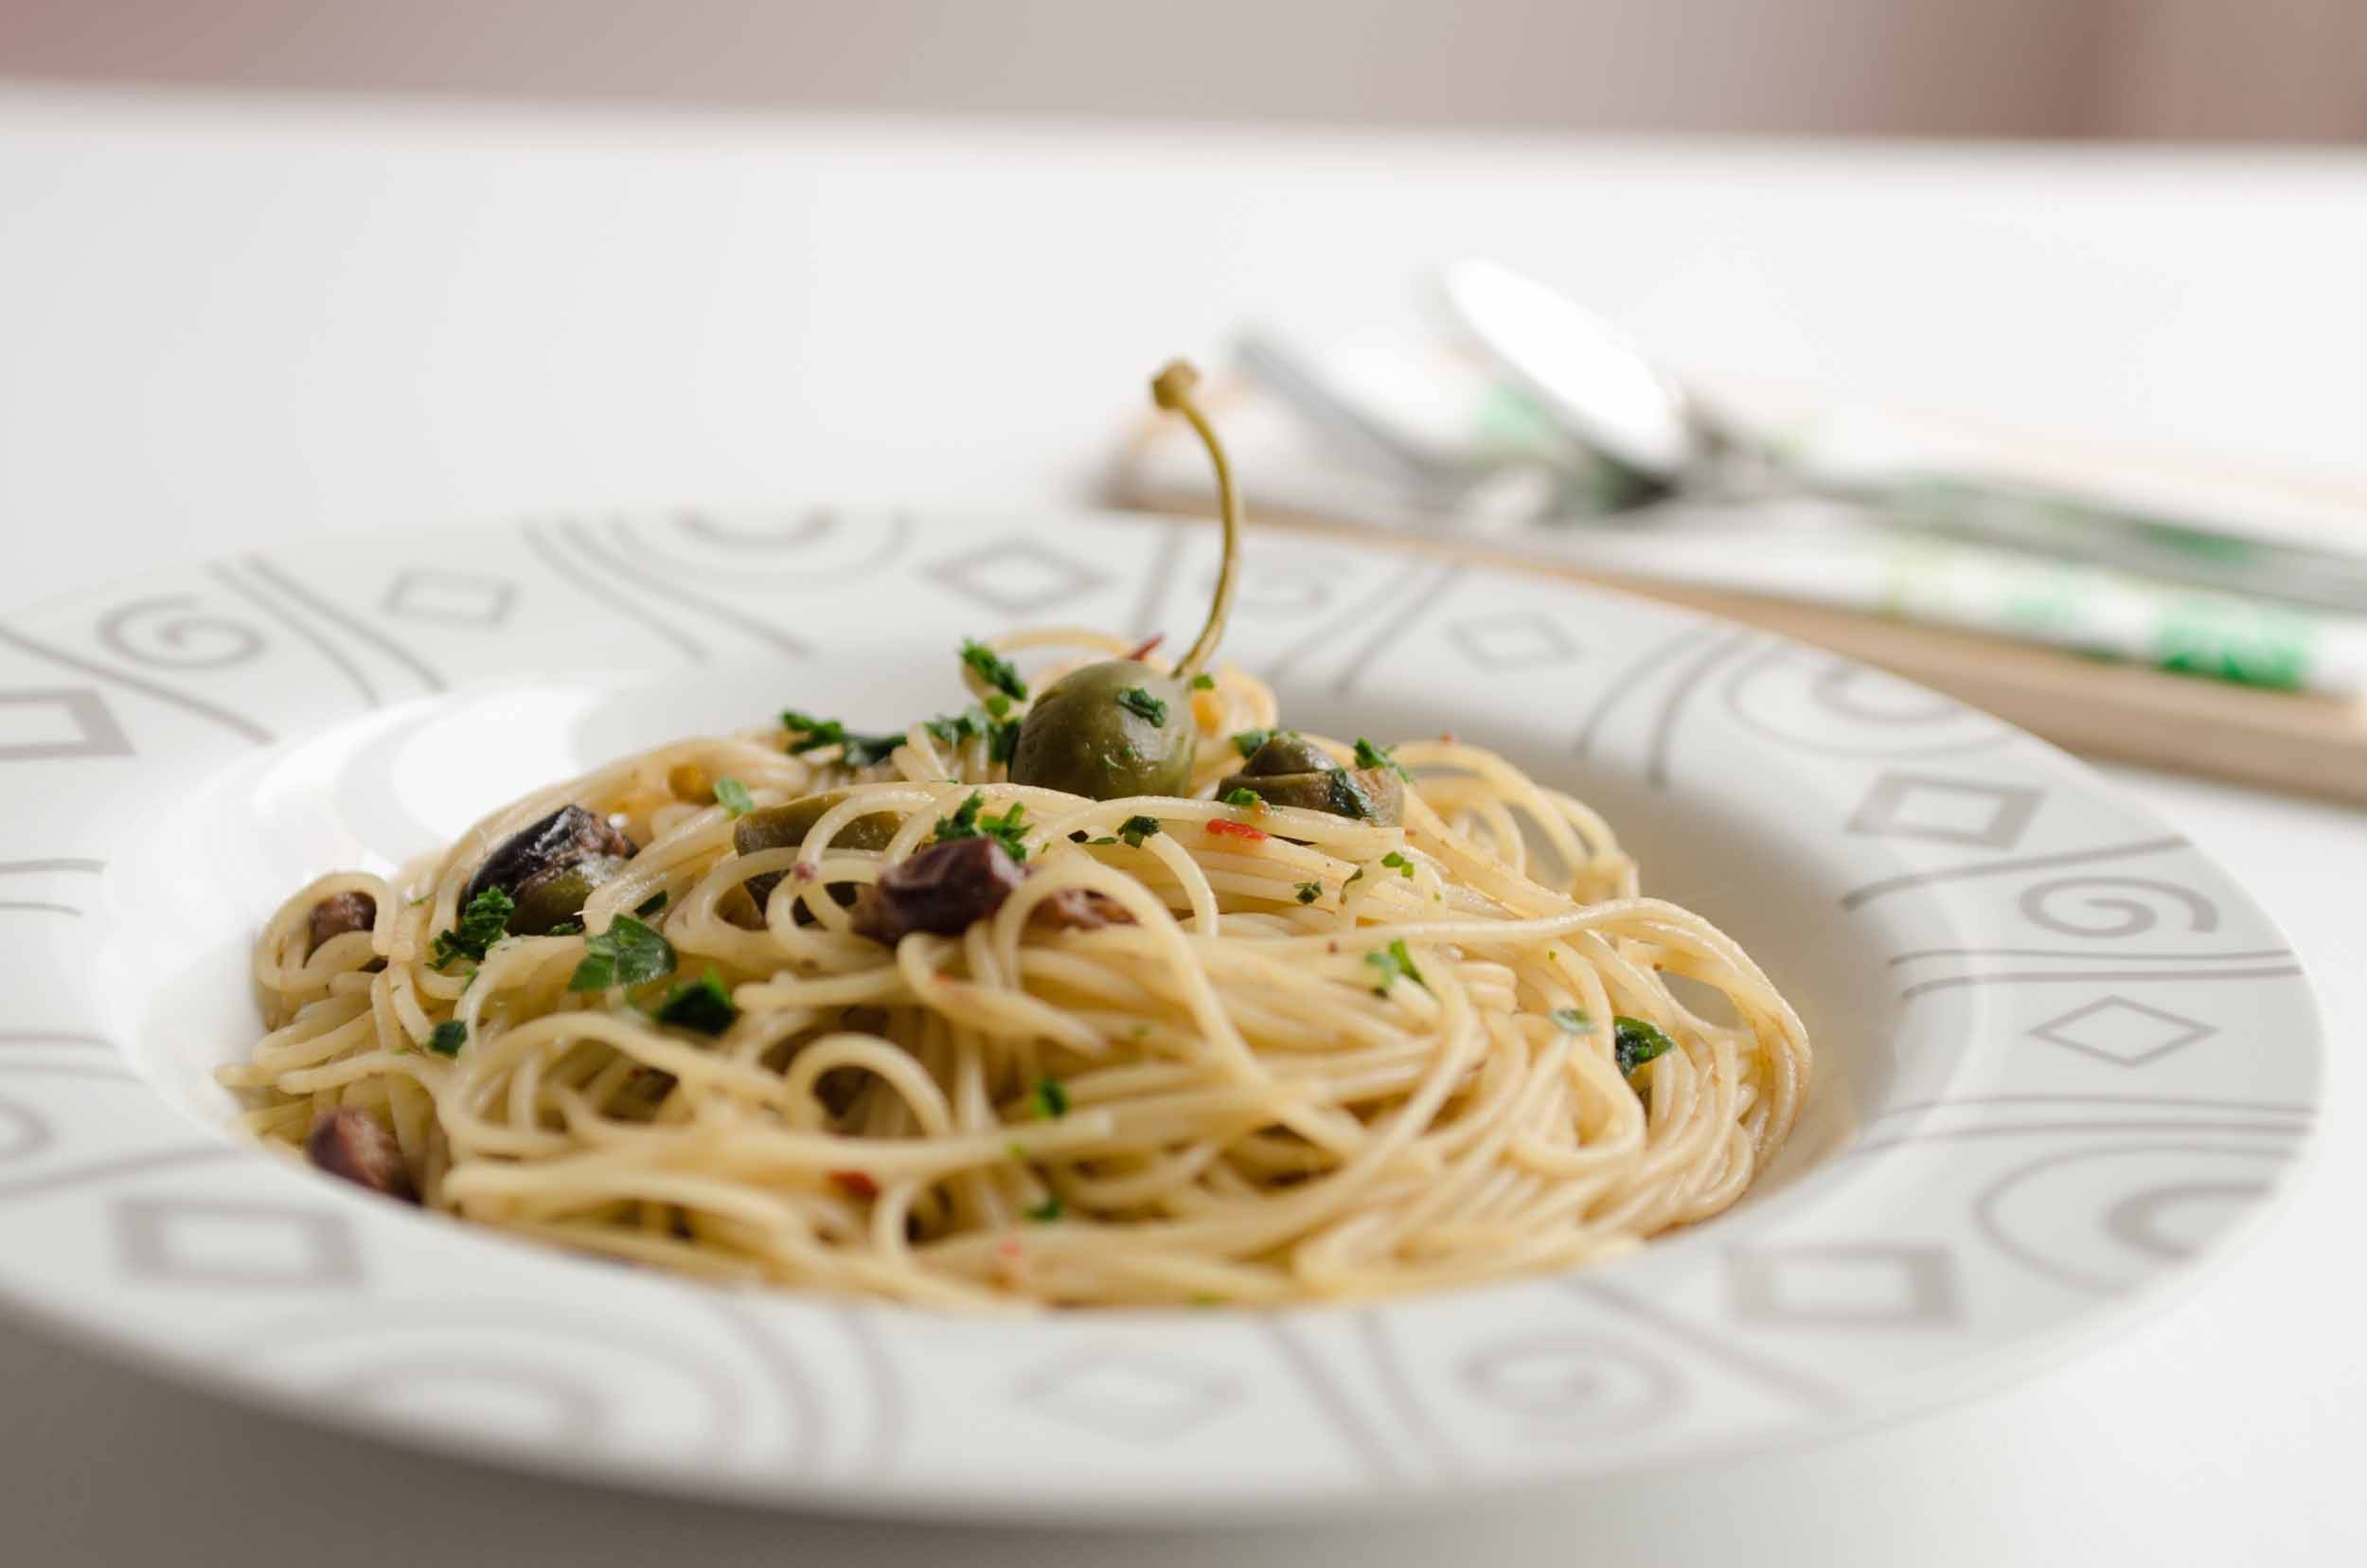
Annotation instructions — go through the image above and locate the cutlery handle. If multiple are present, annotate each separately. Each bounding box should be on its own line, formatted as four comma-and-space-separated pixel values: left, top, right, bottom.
1843, 472, 2367, 616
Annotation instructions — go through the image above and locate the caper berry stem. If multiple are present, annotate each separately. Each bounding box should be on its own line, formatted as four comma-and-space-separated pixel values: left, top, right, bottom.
1151, 360, 1241, 682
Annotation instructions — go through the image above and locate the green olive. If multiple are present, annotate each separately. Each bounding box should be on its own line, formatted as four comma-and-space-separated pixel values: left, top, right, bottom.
1218, 736, 1404, 827
510, 853, 630, 935
1007, 663, 1197, 800
734, 791, 901, 908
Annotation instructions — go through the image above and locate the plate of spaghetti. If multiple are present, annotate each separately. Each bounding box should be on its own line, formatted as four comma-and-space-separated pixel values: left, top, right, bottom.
0, 362, 2321, 1517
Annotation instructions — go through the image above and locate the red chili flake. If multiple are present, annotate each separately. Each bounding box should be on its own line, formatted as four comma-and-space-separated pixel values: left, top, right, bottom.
1438, 732, 1458, 743
1206, 819, 1268, 844
1123, 633, 1166, 662
829, 1169, 879, 1199
791, 861, 818, 883
997, 1238, 1025, 1261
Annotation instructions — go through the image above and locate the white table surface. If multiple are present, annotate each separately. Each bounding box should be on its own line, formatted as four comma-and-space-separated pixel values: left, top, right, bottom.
3, 86, 2362, 1566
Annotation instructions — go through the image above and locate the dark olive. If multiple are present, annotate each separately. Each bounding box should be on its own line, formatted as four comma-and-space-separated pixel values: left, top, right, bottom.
1007, 663, 1197, 800
306, 891, 377, 956
733, 791, 901, 909
465, 805, 637, 935
1217, 736, 1404, 826
1235, 734, 1334, 777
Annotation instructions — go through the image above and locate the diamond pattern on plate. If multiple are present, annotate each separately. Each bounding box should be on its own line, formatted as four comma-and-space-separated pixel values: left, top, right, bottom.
1447, 612, 1582, 671
113, 1196, 364, 1289
382, 568, 518, 629
1011, 1345, 1242, 1442
1844, 772, 2043, 848
923, 537, 1116, 616
1729, 1243, 1961, 1328
2028, 994, 2216, 1068
0, 687, 134, 761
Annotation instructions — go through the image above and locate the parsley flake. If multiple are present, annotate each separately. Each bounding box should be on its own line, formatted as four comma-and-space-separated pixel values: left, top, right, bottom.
1116, 686, 1168, 725
1117, 814, 1162, 848
1032, 1077, 1071, 1119
960, 638, 1028, 701
568, 915, 676, 992
1381, 850, 1415, 879
428, 887, 514, 971
1613, 1016, 1677, 1077
712, 777, 754, 817
1363, 939, 1427, 996
653, 966, 739, 1035
988, 717, 1023, 766
1230, 728, 1272, 759
426, 1019, 468, 1057
935, 791, 1030, 862
1221, 787, 1263, 810
1294, 880, 1322, 904
781, 709, 902, 766
923, 707, 988, 748
1353, 738, 1412, 780
1190, 672, 1216, 690
984, 691, 1013, 720
1551, 1007, 1593, 1033
545, 919, 583, 937
1024, 1193, 1065, 1223
634, 890, 669, 918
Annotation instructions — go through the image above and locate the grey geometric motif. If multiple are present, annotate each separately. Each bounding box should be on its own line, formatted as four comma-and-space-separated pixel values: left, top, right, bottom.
1457, 1335, 1682, 1437
1448, 612, 1582, 671
0, 687, 134, 761
1730, 1243, 1962, 1328
2028, 994, 2216, 1068
382, 568, 518, 629
924, 536, 1116, 617
114, 1196, 363, 1288
1012, 1345, 1242, 1443
1845, 772, 2043, 849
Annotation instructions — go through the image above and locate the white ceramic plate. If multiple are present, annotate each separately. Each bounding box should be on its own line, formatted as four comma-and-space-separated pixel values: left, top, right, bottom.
0, 508, 2322, 1520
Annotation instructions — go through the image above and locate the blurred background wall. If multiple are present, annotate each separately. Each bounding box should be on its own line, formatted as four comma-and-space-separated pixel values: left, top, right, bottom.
2, 0, 2362, 140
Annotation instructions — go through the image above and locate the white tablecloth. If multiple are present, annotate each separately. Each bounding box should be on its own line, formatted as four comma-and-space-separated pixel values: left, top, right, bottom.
3, 86, 2361, 1566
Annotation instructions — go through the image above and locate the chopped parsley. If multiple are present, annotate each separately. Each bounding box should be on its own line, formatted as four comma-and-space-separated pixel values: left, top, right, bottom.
1116, 686, 1168, 725
1117, 814, 1162, 848
1380, 850, 1415, 879
1551, 1007, 1594, 1033
1294, 880, 1322, 904
1032, 1077, 1071, 1119
983, 691, 1013, 720
428, 886, 514, 971
988, 717, 1023, 766
1614, 1016, 1677, 1077
1190, 672, 1216, 690
781, 709, 903, 766
653, 966, 739, 1034
1221, 787, 1263, 810
567, 915, 676, 992
634, 890, 669, 918
924, 708, 980, 745
1024, 1193, 1065, 1222
934, 791, 1031, 862
1230, 728, 1272, 759
426, 1019, 468, 1057
712, 776, 755, 817
1352, 737, 1412, 780
545, 919, 583, 937
1344, 865, 1366, 885
960, 638, 1028, 701
1363, 939, 1426, 995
